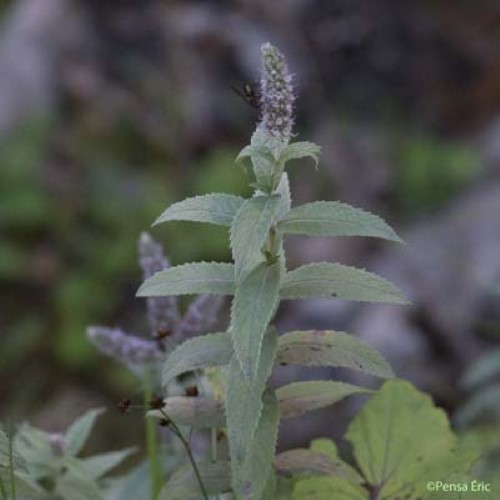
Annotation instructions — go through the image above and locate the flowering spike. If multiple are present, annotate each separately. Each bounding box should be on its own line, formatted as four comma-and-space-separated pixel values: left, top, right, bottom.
87, 326, 165, 366
179, 295, 224, 338
259, 42, 295, 143
138, 232, 179, 336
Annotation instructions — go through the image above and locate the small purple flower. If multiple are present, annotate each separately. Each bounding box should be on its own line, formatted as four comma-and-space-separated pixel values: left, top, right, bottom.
259, 42, 295, 143
87, 326, 164, 366
138, 232, 179, 337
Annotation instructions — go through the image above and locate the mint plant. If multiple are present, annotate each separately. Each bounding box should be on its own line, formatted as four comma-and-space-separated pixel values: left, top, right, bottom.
138, 42, 409, 499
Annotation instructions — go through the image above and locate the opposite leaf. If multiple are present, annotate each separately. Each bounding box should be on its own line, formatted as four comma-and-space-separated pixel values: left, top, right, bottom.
277, 201, 402, 242
277, 330, 393, 379
231, 262, 281, 382
277, 381, 372, 419
235, 389, 280, 500
278, 141, 321, 168
65, 408, 105, 456
162, 332, 232, 386
225, 328, 278, 468
153, 194, 244, 227
137, 262, 236, 297
280, 263, 409, 304
82, 447, 137, 480
230, 195, 282, 282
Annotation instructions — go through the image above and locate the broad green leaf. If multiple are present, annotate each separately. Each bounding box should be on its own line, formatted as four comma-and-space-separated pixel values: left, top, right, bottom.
309, 438, 339, 460
55, 456, 105, 500
277, 201, 402, 242
234, 389, 280, 500
280, 263, 409, 304
226, 328, 278, 468
153, 193, 244, 227
162, 332, 232, 386
230, 195, 282, 282
293, 476, 367, 500
65, 408, 104, 456
277, 330, 393, 379
158, 461, 232, 500
275, 449, 362, 483
81, 447, 136, 479
137, 262, 235, 297
148, 397, 225, 428
346, 379, 471, 499
279, 141, 321, 168
231, 262, 281, 382
277, 381, 372, 419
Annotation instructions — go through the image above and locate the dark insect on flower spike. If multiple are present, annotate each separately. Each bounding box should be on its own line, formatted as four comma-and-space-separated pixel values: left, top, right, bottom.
231, 83, 261, 112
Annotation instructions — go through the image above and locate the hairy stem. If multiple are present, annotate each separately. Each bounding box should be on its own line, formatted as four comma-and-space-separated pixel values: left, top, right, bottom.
144, 367, 161, 499
159, 409, 209, 500
8, 420, 16, 500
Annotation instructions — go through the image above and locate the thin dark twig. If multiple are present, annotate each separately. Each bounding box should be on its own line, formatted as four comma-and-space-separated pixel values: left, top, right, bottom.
159, 409, 209, 500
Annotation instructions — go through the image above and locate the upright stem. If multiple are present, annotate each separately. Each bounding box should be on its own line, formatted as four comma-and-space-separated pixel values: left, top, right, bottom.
159, 409, 209, 500
8, 420, 16, 500
144, 366, 161, 499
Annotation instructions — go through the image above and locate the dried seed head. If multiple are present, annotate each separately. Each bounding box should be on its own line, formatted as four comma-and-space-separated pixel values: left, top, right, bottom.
259, 42, 295, 143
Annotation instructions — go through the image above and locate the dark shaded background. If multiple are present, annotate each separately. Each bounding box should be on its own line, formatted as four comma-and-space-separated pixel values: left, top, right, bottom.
1, 0, 499, 455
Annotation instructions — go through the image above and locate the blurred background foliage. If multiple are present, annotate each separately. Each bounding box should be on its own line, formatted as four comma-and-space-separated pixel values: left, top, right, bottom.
0, 0, 499, 471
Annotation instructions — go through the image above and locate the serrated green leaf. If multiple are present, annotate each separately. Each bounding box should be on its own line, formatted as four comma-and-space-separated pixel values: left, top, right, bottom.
162, 332, 232, 386
226, 328, 278, 469
137, 262, 235, 297
275, 448, 363, 483
277, 330, 393, 379
234, 389, 280, 500
277, 201, 402, 242
230, 195, 282, 282
279, 141, 321, 168
153, 193, 245, 227
277, 381, 372, 419
65, 408, 105, 456
158, 461, 232, 500
293, 476, 367, 500
231, 262, 281, 382
81, 447, 136, 479
346, 379, 475, 499
148, 397, 225, 428
280, 263, 409, 304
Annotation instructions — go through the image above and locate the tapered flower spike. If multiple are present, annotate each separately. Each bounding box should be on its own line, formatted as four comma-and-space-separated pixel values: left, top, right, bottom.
179, 294, 223, 338
138, 232, 179, 337
259, 42, 295, 143
87, 326, 164, 366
